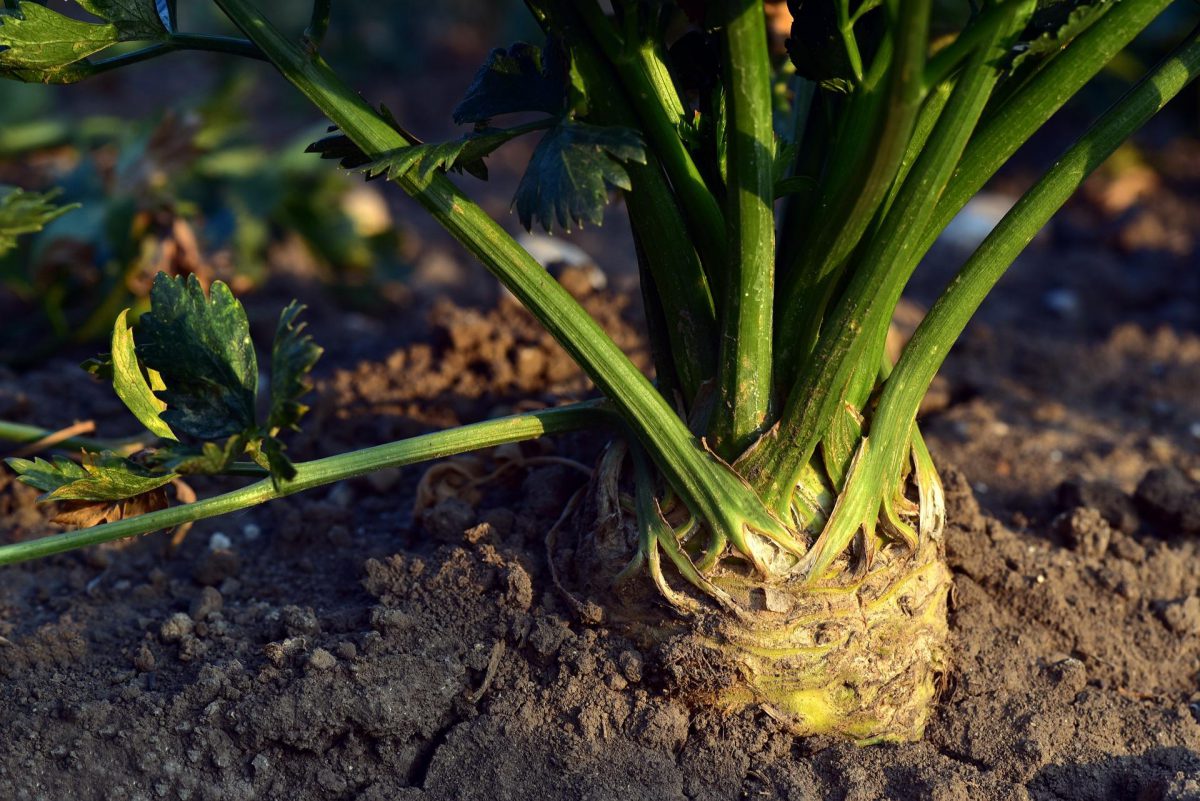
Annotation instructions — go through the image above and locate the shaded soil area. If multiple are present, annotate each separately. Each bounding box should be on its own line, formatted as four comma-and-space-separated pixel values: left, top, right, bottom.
3, 148, 1200, 801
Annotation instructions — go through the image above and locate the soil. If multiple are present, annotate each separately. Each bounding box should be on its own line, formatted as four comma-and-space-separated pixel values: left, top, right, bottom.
3, 104, 1200, 801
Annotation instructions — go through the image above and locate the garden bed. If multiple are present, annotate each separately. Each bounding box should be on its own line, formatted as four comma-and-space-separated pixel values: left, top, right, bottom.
2, 152, 1200, 801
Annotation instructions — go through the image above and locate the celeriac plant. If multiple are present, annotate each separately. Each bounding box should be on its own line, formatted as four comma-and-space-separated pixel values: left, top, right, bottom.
0, 0, 1197, 742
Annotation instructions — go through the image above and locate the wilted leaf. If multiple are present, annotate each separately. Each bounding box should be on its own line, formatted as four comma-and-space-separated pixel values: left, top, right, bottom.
136, 273, 258, 440
111, 308, 176, 440
51, 487, 169, 528
268, 301, 322, 433
0, 185, 76, 256
452, 39, 568, 125
514, 121, 646, 232
6, 452, 177, 502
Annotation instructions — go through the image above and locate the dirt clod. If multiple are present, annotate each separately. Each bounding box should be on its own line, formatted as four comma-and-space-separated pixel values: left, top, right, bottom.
1058, 478, 1140, 534
189, 586, 223, 621
1054, 507, 1114, 558
1136, 468, 1200, 537
159, 613, 194, 643
1158, 596, 1200, 635
423, 498, 477, 542
307, 648, 338, 672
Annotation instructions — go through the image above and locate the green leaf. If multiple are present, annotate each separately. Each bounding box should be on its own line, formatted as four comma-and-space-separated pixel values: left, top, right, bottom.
6, 452, 176, 502
1010, 1, 1112, 71
75, 0, 168, 39
452, 39, 569, 125
137, 273, 258, 440
0, 3, 118, 73
358, 125, 538, 183
81, 353, 114, 380
111, 308, 176, 441
268, 300, 322, 433
0, 0, 165, 81
785, 1, 856, 89
513, 120, 646, 232
0, 185, 76, 256
260, 435, 295, 483
152, 435, 245, 475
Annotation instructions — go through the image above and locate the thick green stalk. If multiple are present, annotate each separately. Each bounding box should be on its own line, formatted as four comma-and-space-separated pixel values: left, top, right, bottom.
774, 0, 928, 387
919, 0, 1174, 255
0, 404, 607, 566
573, 0, 728, 292
745, 2, 1027, 512
546, 3, 718, 403
711, 0, 775, 458
801, 27, 1200, 580
212, 0, 795, 570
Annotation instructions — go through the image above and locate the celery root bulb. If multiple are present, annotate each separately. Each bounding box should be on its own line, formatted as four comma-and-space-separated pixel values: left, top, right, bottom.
562, 452, 953, 744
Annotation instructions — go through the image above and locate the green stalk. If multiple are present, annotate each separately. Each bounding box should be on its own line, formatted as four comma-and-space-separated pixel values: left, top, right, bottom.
746, 1, 1028, 512
24, 33, 265, 82
305, 0, 332, 48
0, 404, 607, 566
211, 0, 796, 572
547, 3, 718, 403
573, 0, 728, 293
919, 0, 1174, 256
921, 2, 1020, 90
774, 0, 929, 387
711, 0, 775, 458
801, 26, 1200, 580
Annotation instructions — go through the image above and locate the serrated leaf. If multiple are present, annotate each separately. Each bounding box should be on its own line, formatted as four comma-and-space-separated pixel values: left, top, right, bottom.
81, 354, 113, 380
6, 452, 176, 502
0, 185, 76, 256
452, 39, 569, 125
111, 308, 176, 440
268, 301, 322, 433
513, 121, 646, 232
359, 125, 535, 183
137, 273, 258, 440
261, 436, 295, 484
1009, 0, 1112, 71
152, 435, 245, 475
75, 0, 167, 39
785, 1, 857, 88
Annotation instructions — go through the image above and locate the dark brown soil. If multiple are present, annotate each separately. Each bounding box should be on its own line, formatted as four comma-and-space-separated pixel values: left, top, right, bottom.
3, 149, 1200, 800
